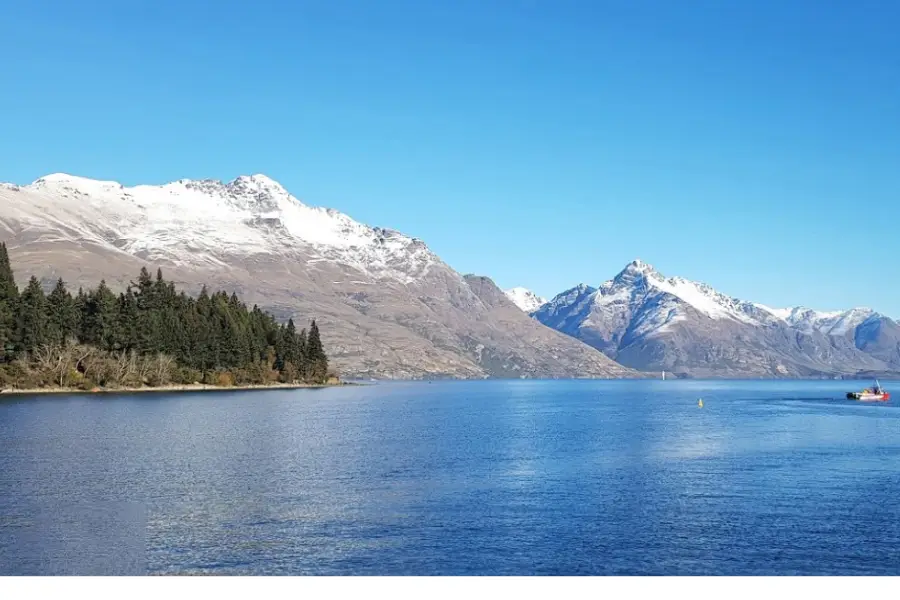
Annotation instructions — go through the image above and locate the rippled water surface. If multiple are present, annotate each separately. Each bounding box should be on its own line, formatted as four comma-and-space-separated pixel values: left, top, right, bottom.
2, 380, 900, 575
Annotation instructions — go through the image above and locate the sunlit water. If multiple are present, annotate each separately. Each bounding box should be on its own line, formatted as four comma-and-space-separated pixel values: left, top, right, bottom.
1, 380, 899, 575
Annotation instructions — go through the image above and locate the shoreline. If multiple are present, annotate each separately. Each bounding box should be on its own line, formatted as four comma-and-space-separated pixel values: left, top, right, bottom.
3, 377, 890, 397
0, 381, 356, 397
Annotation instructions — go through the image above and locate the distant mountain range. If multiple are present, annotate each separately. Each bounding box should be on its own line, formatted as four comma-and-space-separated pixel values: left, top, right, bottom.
512, 260, 900, 378
0, 174, 637, 380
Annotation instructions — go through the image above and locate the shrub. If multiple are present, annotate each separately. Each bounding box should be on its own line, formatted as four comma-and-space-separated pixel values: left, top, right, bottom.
215, 371, 234, 387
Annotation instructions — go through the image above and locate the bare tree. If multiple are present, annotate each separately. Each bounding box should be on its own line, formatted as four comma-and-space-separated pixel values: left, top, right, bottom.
72, 345, 94, 374
135, 350, 152, 385
109, 350, 135, 387
32, 343, 72, 388
54, 347, 72, 388
151, 353, 175, 386
81, 354, 110, 387
33, 343, 60, 373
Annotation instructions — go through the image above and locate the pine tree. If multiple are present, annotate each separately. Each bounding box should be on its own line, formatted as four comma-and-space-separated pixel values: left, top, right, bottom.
296, 328, 308, 379
192, 286, 213, 372
46, 278, 76, 346
133, 267, 157, 353
0, 243, 19, 360
81, 280, 119, 351
154, 268, 167, 297
281, 318, 298, 368
0, 243, 16, 300
116, 287, 139, 351
306, 319, 328, 383
73, 288, 87, 342
135, 267, 154, 302
0, 299, 12, 361
17, 276, 48, 353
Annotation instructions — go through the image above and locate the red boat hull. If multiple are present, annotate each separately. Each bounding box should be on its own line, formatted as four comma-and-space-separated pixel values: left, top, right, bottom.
848, 392, 890, 402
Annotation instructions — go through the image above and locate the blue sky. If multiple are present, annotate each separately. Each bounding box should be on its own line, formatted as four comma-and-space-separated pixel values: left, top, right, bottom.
2, 0, 898, 313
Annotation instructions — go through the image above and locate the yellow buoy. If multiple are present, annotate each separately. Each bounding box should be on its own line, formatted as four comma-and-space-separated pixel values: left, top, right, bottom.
698, 398, 703, 408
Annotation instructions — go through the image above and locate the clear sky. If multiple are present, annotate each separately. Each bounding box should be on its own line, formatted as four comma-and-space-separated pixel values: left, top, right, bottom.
2, 1, 898, 313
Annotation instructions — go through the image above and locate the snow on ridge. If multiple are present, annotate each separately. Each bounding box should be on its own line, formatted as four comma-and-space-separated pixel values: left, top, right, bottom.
504, 287, 548, 313
753, 303, 801, 322
7, 173, 440, 283
532, 283, 597, 322
607, 260, 889, 334
544, 283, 596, 308
650, 276, 753, 323
622, 263, 884, 334
753, 303, 877, 335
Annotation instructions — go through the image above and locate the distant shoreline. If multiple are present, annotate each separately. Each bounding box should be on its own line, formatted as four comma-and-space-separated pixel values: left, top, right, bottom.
0, 381, 357, 397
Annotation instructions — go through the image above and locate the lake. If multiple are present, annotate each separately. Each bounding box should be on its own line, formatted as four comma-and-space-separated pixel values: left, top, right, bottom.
1, 379, 899, 575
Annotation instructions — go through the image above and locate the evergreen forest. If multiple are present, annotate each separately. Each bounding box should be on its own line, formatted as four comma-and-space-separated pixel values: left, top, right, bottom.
0, 243, 332, 391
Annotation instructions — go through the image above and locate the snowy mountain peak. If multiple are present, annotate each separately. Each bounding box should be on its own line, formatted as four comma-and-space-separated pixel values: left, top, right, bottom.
227, 174, 290, 198
32, 172, 95, 185
504, 287, 548, 313
235, 173, 281, 186
569, 283, 594, 295
4, 173, 440, 283
30, 173, 294, 204
611, 259, 664, 289
624, 259, 655, 274
598, 260, 761, 325
31, 173, 125, 193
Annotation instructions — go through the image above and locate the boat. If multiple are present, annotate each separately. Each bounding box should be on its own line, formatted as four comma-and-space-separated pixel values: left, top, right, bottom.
846, 379, 890, 402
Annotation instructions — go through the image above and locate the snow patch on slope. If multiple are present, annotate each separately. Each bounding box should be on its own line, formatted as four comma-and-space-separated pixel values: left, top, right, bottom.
651, 277, 754, 323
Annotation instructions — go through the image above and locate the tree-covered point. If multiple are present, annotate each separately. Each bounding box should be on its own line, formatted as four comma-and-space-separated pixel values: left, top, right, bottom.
0, 242, 332, 390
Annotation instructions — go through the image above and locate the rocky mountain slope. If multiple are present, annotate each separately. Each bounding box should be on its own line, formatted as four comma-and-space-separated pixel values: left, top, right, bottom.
531, 260, 900, 378
0, 173, 638, 380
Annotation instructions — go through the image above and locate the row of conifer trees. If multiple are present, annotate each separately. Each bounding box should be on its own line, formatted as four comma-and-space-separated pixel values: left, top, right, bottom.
0, 242, 331, 390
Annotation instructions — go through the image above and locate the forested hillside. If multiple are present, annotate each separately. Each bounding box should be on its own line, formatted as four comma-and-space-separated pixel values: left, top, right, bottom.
0, 243, 332, 390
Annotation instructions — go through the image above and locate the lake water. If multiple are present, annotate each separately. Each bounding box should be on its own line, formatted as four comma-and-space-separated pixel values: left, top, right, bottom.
1, 380, 899, 576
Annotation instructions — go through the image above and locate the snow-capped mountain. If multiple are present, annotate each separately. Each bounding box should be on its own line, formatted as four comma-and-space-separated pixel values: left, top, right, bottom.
4, 173, 436, 282
503, 287, 548, 313
0, 173, 638, 380
533, 259, 900, 378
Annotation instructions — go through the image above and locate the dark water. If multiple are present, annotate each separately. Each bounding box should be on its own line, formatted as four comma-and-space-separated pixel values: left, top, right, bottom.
2, 380, 900, 575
